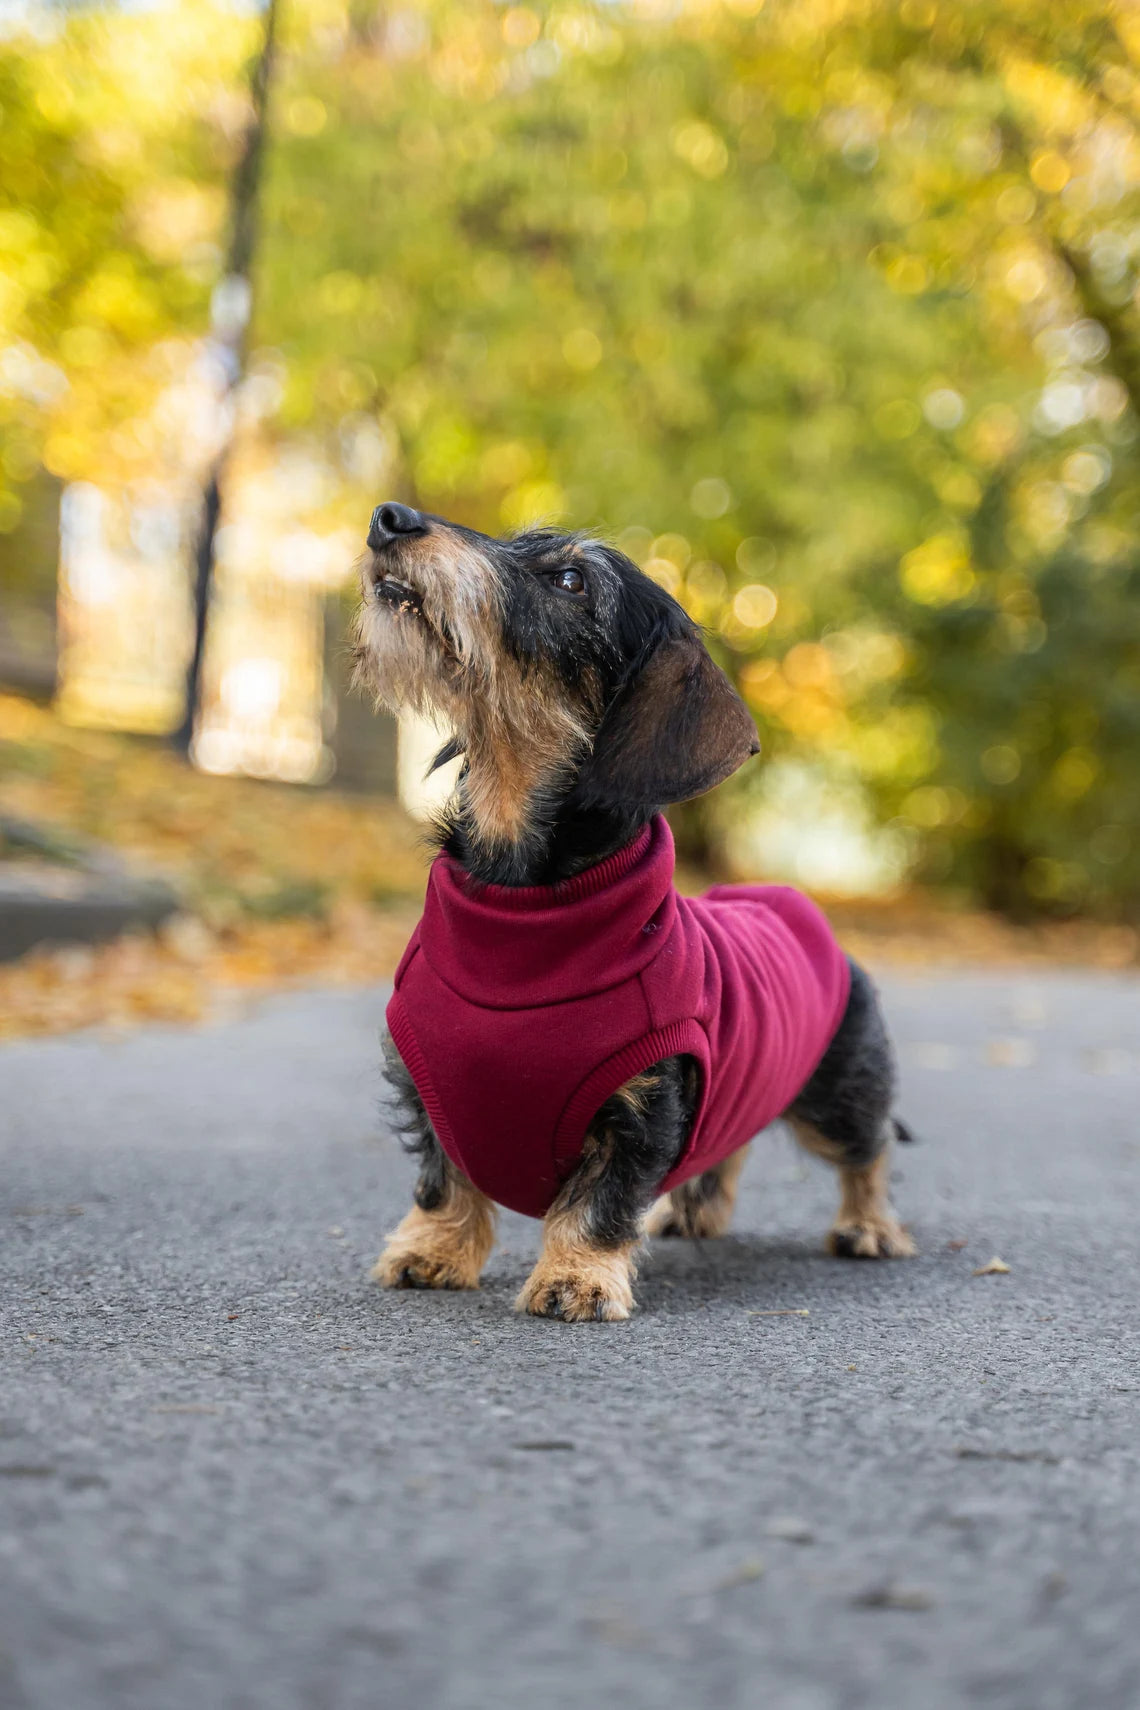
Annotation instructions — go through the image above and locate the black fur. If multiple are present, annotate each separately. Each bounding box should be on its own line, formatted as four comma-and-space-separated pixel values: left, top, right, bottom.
568, 1056, 699, 1248
380, 1032, 450, 1212
787, 959, 900, 1168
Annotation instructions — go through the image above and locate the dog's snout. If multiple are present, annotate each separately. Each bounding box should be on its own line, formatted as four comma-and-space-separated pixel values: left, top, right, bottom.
367, 502, 425, 550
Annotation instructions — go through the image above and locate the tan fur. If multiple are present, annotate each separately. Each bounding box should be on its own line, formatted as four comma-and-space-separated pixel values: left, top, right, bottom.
515, 1135, 638, 1322
788, 1119, 916, 1259
611, 1071, 658, 1117
372, 1166, 497, 1290
354, 532, 596, 850
515, 1224, 637, 1323
352, 533, 501, 724
462, 688, 588, 849
645, 1143, 750, 1239
786, 1117, 846, 1168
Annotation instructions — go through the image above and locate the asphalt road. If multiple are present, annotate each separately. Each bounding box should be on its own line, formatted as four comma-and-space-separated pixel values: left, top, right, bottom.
2, 970, 1139, 1710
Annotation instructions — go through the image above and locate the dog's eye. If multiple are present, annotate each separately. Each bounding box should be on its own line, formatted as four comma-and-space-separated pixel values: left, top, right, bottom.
552, 566, 586, 596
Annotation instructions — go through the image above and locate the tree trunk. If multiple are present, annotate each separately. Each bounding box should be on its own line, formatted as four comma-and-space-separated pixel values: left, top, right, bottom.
173, 0, 280, 755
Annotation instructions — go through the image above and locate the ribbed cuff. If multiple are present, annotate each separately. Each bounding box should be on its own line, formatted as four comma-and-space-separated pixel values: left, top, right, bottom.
553, 1015, 710, 1185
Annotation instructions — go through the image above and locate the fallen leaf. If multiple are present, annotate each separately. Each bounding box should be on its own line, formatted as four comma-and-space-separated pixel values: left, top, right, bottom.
946, 1238, 968, 1251
765, 1517, 814, 1544
972, 1256, 1011, 1276
748, 1308, 810, 1317
985, 1037, 1036, 1068
854, 1584, 934, 1612
715, 1557, 766, 1590
911, 1042, 959, 1070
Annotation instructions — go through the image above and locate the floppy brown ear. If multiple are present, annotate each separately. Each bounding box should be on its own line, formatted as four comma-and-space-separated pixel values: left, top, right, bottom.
580, 632, 760, 809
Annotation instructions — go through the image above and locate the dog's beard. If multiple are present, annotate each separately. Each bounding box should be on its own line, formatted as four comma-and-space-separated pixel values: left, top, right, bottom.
354, 535, 506, 722
353, 588, 451, 721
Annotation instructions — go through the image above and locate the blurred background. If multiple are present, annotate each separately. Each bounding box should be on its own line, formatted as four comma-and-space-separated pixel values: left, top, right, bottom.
2, 0, 1139, 1034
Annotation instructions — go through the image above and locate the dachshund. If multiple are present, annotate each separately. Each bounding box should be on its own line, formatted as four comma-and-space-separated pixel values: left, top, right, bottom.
353, 503, 915, 1322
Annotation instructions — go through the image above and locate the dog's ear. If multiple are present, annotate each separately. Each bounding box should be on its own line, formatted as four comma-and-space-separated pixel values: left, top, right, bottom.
580, 631, 760, 809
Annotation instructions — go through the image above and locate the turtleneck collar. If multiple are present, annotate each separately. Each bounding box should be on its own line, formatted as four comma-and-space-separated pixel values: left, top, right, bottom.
418, 815, 678, 1009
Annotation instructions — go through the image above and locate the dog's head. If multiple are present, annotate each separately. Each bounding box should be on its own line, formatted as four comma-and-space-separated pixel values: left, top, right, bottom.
354, 503, 759, 853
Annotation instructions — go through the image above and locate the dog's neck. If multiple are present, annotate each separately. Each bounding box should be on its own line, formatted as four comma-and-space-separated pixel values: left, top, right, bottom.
439, 770, 652, 888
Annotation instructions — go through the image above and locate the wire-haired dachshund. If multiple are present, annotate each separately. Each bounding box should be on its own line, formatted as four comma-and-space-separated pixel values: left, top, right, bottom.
353, 503, 915, 1322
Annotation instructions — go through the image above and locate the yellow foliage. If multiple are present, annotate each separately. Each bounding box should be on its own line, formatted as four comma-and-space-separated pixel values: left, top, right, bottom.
900, 533, 976, 606
1049, 746, 1100, 801
1002, 56, 1094, 136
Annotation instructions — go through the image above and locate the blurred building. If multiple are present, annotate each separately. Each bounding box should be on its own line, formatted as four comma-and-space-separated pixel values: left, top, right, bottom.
56, 481, 191, 735
0, 470, 61, 701
29, 464, 399, 799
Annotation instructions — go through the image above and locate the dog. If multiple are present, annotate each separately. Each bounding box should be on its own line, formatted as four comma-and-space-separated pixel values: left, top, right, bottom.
354, 502, 916, 1322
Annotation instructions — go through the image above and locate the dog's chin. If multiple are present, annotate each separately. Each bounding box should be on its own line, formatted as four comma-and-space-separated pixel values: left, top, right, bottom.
356, 588, 457, 723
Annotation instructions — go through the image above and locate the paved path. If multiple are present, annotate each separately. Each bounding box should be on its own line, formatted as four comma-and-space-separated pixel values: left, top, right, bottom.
2, 972, 1139, 1710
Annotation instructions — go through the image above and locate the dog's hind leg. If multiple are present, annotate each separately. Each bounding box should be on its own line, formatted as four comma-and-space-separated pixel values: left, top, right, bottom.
785, 959, 915, 1260
372, 1031, 497, 1290
645, 1144, 750, 1239
788, 1131, 914, 1259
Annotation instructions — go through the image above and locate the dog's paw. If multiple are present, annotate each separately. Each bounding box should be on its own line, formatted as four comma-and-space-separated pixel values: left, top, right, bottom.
371, 1247, 479, 1290
371, 1249, 478, 1290
515, 1257, 633, 1323
371, 1204, 490, 1291
827, 1217, 916, 1260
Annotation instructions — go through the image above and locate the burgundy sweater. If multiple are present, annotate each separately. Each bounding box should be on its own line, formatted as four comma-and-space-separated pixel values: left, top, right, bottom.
386, 816, 851, 1219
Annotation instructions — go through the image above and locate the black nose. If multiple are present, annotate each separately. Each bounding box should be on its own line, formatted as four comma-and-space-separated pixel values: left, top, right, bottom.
367, 502, 424, 549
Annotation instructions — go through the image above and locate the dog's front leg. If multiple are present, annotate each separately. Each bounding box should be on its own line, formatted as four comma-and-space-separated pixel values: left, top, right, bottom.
516, 1060, 691, 1323
514, 1153, 640, 1322
373, 1030, 497, 1290
373, 1154, 497, 1291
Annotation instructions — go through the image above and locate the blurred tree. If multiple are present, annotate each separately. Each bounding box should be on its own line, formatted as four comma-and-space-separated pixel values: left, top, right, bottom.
250, 0, 1140, 916
0, 4, 255, 490
3, 0, 1140, 917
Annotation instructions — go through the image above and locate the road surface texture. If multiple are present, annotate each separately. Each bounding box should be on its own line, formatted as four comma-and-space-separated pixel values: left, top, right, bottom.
2, 970, 1138, 1710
